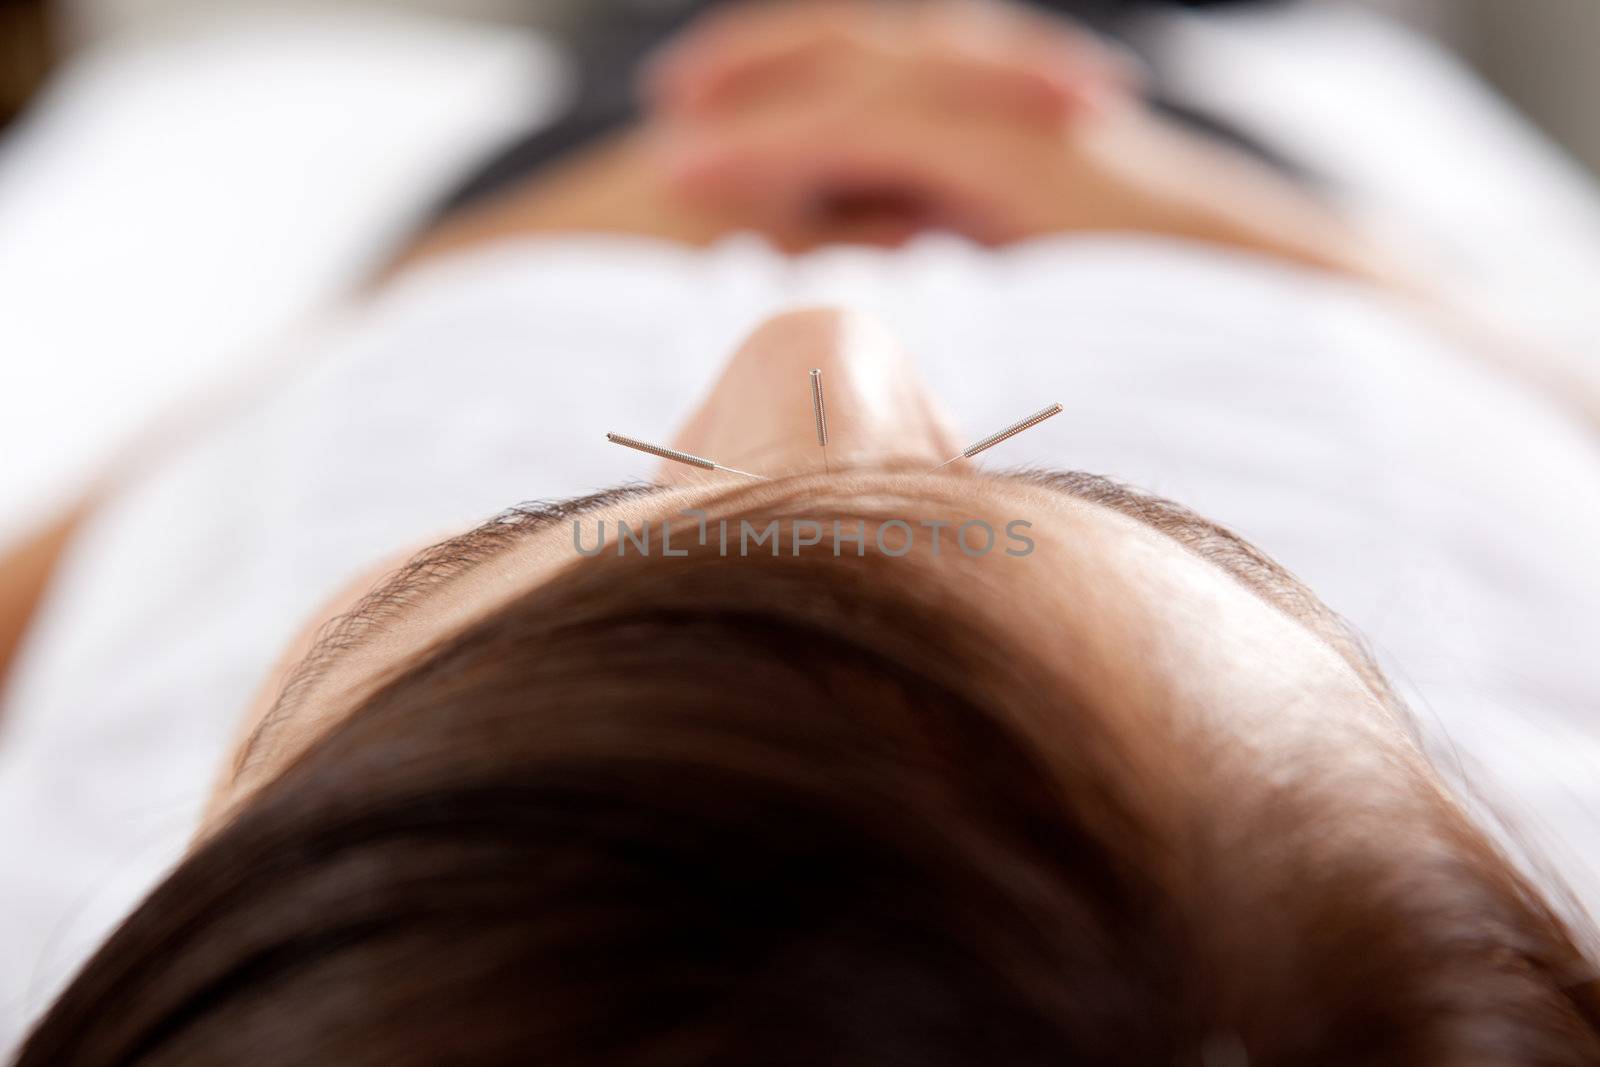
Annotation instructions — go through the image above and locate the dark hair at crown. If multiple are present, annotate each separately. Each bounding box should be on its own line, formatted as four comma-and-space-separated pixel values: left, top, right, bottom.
20, 532, 1600, 1066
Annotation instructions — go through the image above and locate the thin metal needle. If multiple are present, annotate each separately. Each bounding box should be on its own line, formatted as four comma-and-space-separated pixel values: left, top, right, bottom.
929, 403, 1064, 472
606, 432, 767, 480
809, 368, 830, 474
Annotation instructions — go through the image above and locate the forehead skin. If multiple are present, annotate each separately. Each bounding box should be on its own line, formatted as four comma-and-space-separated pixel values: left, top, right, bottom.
205, 471, 1419, 829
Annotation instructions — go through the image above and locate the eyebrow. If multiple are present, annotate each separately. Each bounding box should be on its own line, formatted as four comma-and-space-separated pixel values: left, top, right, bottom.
999, 467, 1396, 705
233, 483, 671, 778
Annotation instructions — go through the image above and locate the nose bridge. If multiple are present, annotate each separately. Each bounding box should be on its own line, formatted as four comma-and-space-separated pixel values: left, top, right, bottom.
739, 307, 859, 372
662, 306, 959, 482
720, 308, 900, 400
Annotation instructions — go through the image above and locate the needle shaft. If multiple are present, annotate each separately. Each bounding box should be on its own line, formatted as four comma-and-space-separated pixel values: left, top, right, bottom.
930, 403, 1063, 472
809, 369, 830, 473
607, 432, 766, 480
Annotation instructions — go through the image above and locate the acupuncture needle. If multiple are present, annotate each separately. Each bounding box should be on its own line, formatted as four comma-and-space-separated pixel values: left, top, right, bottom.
929, 403, 1063, 472
606, 432, 767, 480
809, 369, 829, 474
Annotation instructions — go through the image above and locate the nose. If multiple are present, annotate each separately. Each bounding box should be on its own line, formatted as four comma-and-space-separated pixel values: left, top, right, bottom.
662, 307, 961, 483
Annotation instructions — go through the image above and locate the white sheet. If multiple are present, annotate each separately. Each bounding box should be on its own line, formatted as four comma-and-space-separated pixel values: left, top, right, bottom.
0, 8, 565, 541
1151, 1, 1600, 350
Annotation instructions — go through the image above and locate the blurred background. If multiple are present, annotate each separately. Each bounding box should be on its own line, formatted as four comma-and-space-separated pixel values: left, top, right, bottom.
1361, 0, 1600, 177
1, 0, 1598, 544
8, 0, 1598, 174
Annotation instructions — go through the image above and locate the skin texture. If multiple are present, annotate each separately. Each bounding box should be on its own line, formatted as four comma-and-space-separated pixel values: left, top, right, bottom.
206, 308, 1443, 848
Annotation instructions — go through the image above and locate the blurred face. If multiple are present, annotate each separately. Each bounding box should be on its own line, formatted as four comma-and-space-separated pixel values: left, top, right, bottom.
204, 309, 1437, 831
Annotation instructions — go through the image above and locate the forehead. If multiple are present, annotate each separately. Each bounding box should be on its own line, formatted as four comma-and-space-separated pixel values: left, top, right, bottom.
220, 470, 1389, 814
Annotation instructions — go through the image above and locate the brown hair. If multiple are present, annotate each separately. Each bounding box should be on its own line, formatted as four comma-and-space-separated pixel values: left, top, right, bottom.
19, 521, 1600, 1066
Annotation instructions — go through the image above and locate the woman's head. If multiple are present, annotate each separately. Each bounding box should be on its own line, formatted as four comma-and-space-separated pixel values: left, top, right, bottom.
21, 500, 1600, 1064
204, 307, 1405, 818
21, 310, 1600, 1063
